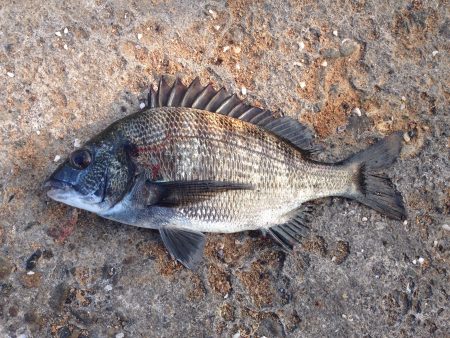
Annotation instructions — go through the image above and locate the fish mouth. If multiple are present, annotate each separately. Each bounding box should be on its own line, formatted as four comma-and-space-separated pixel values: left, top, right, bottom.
43, 178, 76, 201
44, 177, 106, 213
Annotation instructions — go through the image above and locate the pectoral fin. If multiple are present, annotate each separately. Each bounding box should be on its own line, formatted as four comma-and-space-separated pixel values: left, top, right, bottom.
160, 227, 205, 269
146, 180, 252, 207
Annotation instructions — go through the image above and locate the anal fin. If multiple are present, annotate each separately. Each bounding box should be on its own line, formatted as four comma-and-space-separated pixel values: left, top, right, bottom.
160, 227, 205, 269
268, 205, 312, 251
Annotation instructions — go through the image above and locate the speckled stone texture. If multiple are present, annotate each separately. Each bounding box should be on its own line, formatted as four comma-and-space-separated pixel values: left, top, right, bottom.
0, 0, 448, 337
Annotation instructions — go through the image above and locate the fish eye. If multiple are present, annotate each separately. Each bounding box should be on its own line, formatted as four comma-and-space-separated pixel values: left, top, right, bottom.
69, 149, 92, 170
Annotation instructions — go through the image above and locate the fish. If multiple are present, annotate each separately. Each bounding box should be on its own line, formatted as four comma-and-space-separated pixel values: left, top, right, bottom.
44, 76, 407, 269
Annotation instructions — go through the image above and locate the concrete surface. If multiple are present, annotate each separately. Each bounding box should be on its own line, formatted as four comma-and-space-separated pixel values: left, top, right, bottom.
0, 0, 449, 337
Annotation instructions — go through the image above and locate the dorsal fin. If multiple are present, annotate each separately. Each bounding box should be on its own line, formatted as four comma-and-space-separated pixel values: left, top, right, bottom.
157, 76, 171, 107
147, 75, 316, 153
167, 78, 187, 107
180, 77, 204, 107
262, 116, 315, 151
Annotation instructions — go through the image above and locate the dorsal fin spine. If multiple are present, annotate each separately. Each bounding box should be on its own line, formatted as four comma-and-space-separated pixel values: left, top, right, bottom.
228, 103, 247, 117
205, 89, 229, 111
191, 84, 216, 109
216, 94, 240, 114
167, 79, 178, 107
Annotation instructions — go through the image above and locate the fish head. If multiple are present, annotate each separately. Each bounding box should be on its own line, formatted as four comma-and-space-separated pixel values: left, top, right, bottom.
44, 133, 136, 213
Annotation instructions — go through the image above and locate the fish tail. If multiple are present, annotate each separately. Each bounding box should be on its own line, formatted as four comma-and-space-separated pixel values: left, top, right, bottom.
343, 132, 407, 220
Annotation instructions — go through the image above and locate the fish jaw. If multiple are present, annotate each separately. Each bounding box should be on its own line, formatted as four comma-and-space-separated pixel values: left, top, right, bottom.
44, 178, 107, 214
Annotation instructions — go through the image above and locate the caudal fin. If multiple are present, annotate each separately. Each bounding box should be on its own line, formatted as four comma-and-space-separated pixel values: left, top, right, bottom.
343, 132, 407, 220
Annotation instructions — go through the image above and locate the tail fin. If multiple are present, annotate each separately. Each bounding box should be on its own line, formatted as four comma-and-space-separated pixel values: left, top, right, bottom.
343, 132, 407, 220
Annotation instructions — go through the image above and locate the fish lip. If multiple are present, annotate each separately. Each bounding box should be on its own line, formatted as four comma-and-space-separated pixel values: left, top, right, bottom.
43, 178, 73, 191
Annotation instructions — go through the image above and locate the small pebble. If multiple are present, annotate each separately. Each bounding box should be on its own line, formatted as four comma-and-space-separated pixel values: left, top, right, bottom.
73, 139, 81, 148
299, 81, 306, 89
139, 102, 145, 109
403, 220, 408, 226
214, 25, 221, 31
232, 332, 241, 338
235, 63, 240, 70
55, 31, 62, 37
352, 107, 362, 116
298, 41, 305, 50
137, 33, 143, 40
224, 293, 229, 299
233, 46, 241, 54
36, 130, 41, 135
406, 283, 411, 293
7, 72, 14, 78
442, 224, 450, 232
63, 44, 68, 50
321, 60, 328, 67
64, 27, 69, 34
208, 9, 218, 19
433, 240, 438, 247
403, 132, 411, 143
333, 30, 338, 36
337, 124, 346, 133
418, 257, 425, 264
234, 239, 244, 245
104, 284, 113, 291
432, 50, 438, 57
116, 333, 125, 338
223, 46, 230, 52
293, 61, 303, 67
401, 96, 406, 101
362, 217, 368, 222
27, 271, 35, 275
321, 48, 341, 59
339, 39, 358, 57
412, 259, 417, 265
53, 155, 61, 162
241, 86, 247, 95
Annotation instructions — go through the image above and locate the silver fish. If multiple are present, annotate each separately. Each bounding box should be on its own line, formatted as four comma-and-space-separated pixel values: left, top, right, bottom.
45, 76, 406, 268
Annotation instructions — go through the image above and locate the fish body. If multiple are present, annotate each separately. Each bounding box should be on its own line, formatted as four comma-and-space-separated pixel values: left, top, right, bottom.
101, 107, 352, 233
45, 76, 406, 268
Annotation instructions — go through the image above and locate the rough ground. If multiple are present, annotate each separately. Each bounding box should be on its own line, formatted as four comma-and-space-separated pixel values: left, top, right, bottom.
0, 0, 449, 337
